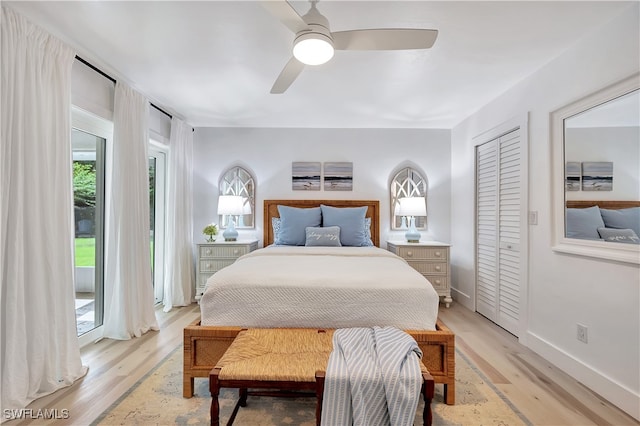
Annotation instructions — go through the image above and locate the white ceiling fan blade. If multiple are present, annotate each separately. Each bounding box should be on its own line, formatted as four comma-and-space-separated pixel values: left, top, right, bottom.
270, 57, 305, 94
261, 0, 308, 34
332, 29, 438, 50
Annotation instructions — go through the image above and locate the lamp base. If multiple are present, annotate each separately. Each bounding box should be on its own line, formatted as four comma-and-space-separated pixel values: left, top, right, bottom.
405, 217, 421, 243
223, 221, 238, 242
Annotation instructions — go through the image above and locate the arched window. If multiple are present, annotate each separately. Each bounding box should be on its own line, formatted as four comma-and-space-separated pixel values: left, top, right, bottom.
390, 166, 428, 230
218, 166, 255, 229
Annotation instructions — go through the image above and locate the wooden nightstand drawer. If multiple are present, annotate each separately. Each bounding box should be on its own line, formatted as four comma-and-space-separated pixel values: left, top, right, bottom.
200, 258, 235, 273
395, 246, 448, 261
199, 245, 251, 259
407, 261, 447, 275
425, 275, 448, 291
199, 245, 217, 258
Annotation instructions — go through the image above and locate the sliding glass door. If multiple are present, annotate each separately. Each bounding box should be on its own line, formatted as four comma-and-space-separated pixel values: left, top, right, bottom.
149, 145, 167, 304
72, 109, 167, 338
72, 127, 105, 336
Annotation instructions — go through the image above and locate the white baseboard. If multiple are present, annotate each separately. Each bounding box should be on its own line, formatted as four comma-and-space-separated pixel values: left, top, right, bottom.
450, 286, 473, 310
527, 331, 640, 421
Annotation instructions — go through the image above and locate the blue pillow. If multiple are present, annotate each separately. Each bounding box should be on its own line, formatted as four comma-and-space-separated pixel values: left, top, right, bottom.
321, 205, 369, 246
566, 206, 605, 240
277, 205, 322, 246
305, 226, 342, 247
600, 207, 640, 237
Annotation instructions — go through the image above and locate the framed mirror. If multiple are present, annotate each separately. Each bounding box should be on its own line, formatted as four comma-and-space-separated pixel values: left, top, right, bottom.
218, 166, 255, 229
551, 73, 639, 264
390, 166, 428, 230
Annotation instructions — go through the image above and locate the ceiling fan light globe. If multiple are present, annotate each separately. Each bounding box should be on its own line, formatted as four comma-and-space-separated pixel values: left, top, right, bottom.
293, 34, 334, 65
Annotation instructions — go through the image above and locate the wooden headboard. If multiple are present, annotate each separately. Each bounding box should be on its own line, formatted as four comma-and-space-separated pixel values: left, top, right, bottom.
566, 200, 640, 209
264, 199, 380, 247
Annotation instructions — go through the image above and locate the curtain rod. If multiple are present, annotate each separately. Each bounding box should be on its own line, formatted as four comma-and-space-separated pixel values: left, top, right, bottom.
75, 55, 173, 120
150, 102, 173, 120
75, 55, 116, 84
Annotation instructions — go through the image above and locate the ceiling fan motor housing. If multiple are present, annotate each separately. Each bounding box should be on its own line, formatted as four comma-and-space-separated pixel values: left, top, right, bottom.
293, 23, 334, 65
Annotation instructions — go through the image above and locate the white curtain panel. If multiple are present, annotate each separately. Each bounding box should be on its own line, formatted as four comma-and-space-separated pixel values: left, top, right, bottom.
103, 82, 159, 339
163, 117, 195, 311
1, 6, 87, 409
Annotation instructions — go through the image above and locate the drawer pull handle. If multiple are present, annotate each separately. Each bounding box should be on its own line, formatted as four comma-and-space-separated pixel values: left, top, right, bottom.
435, 279, 441, 284
435, 251, 441, 257
205, 249, 212, 255
435, 266, 441, 271
407, 251, 413, 257
233, 249, 239, 255
206, 263, 212, 268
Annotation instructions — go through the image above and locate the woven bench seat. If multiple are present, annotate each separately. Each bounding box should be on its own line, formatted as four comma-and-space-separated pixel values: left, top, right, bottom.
209, 328, 434, 426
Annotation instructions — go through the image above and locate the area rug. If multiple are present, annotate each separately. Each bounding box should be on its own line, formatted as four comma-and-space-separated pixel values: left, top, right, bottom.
95, 346, 531, 425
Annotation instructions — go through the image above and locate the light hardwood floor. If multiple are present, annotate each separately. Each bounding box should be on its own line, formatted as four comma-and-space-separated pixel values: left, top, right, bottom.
8, 302, 639, 425
438, 304, 638, 426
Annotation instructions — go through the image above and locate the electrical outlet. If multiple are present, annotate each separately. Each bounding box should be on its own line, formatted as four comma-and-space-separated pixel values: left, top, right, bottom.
528, 211, 538, 225
577, 324, 588, 343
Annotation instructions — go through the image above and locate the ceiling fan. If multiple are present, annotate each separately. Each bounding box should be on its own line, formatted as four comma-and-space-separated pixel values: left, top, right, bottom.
262, 0, 438, 94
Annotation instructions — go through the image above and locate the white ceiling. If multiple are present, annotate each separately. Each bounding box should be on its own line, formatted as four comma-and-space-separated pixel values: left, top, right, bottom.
5, 1, 635, 128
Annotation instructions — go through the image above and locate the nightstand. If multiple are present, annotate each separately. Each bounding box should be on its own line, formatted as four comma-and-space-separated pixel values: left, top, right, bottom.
387, 241, 452, 308
195, 239, 258, 301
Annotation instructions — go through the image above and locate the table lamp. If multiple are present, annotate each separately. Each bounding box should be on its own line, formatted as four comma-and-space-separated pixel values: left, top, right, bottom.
217, 195, 244, 241
397, 197, 426, 243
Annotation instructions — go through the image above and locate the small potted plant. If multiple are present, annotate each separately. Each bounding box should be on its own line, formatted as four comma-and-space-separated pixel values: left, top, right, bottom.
203, 223, 218, 242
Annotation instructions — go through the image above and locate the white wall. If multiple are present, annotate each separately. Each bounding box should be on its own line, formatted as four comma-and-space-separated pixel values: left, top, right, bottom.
193, 127, 451, 247
71, 59, 114, 121
450, 5, 639, 419
565, 126, 640, 200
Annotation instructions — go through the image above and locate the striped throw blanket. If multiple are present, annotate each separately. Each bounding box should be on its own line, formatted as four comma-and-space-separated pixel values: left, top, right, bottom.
321, 327, 423, 426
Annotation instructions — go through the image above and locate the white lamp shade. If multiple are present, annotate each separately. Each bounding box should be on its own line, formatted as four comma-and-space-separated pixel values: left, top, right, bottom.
293, 33, 334, 65
397, 197, 426, 217
217, 195, 244, 216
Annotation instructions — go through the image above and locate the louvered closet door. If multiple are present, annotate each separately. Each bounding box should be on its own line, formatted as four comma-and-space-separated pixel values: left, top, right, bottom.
476, 128, 522, 336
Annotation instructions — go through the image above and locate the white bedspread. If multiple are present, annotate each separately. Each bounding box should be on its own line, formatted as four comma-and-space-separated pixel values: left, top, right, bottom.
200, 246, 439, 330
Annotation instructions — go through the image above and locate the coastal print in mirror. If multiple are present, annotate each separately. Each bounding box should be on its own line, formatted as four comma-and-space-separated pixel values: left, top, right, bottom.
563, 89, 639, 242
219, 166, 255, 229
390, 166, 428, 230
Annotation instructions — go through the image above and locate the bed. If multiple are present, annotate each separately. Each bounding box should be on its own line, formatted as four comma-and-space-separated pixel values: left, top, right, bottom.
565, 200, 640, 243
183, 199, 456, 404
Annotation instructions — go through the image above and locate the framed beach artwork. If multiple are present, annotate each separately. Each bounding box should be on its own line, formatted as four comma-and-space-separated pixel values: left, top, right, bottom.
323, 162, 353, 191
565, 162, 581, 191
582, 161, 613, 191
292, 162, 321, 190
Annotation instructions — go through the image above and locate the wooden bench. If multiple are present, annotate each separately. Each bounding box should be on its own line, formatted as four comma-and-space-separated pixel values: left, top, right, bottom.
209, 328, 434, 426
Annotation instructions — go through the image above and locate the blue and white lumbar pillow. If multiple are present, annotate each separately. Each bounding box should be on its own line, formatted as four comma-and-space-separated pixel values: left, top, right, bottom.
597, 227, 640, 244
305, 226, 342, 247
